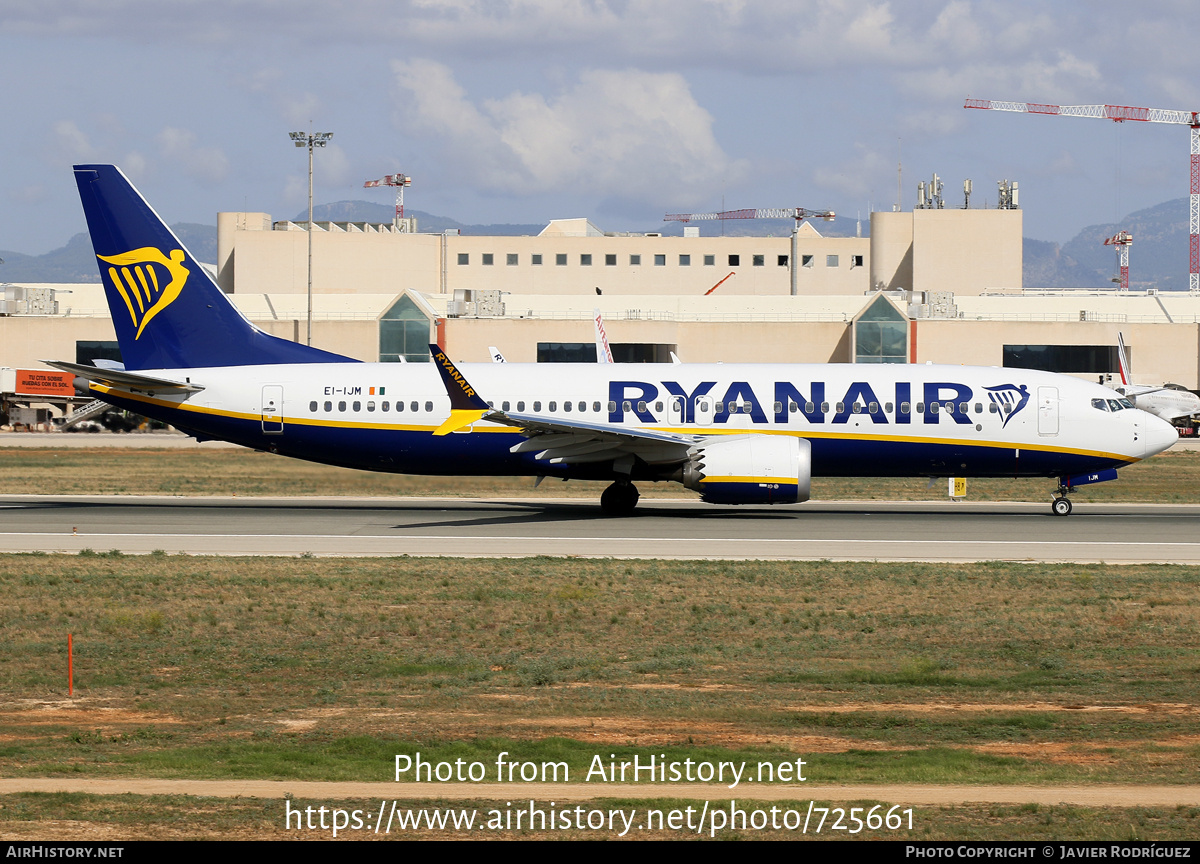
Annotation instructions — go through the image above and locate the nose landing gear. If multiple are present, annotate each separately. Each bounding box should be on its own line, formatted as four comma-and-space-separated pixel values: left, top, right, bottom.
1051, 494, 1073, 517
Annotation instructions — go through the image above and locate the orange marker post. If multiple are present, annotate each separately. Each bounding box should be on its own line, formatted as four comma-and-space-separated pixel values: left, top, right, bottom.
68, 633, 73, 697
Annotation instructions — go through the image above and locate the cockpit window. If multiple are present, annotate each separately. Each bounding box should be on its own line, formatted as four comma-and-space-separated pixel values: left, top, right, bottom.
1107, 399, 1123, 412
1119, 398, 1135, 410
1091, 398, 1110, 411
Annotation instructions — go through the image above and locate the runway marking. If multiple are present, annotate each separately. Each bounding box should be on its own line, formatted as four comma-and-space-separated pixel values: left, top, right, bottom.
3, 532, 1200, 548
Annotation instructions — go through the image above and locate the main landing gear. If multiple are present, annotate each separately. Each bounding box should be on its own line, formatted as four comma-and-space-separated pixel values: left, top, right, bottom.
601, 481, 640, 516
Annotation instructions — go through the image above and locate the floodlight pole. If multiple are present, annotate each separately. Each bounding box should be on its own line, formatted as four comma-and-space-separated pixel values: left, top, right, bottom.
289, 130, 333, 346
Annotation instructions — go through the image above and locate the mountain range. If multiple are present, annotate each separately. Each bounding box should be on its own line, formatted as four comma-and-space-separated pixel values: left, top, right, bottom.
1, 198, 1190, 290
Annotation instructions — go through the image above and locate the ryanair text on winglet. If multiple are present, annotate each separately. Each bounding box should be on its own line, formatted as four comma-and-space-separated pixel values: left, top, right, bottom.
434, 350, 478, 399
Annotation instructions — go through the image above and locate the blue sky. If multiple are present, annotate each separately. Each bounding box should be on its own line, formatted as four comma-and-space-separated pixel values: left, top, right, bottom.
3, 0, 1199, 253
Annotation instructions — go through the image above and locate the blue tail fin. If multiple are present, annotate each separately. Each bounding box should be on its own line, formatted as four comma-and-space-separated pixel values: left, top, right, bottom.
73, 164, 354, 370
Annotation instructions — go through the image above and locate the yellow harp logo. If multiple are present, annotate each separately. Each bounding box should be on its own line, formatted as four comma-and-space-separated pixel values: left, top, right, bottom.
97, 247, 189, 340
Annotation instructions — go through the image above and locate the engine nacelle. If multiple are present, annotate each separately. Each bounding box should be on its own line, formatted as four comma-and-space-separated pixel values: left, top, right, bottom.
682, 434, 811, 505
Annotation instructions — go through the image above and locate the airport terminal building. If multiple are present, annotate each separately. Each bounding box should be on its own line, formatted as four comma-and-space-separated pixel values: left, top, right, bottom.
3, 198, 1200, 426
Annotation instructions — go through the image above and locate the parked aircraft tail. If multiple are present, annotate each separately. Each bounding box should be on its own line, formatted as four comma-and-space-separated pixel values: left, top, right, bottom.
73, 164, 353, 370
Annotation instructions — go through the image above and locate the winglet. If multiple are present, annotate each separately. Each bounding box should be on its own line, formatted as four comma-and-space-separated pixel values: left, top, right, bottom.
429, 344, 490, 435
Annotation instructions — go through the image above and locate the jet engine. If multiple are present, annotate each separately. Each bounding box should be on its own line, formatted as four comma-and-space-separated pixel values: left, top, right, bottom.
681, 434, 811, 505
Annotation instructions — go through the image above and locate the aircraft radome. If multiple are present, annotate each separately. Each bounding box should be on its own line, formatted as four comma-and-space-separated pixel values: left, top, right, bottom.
49, 164, 1179, 517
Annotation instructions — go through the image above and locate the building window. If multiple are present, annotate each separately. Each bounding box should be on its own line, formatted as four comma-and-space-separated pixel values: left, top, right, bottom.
482, 253, 494, 266
379, 293, 432, 364
457, 253, 469, 265
75, 340, 122, 366
580, 254, 592, 266
853, 294, 907, 365
531, 254, 543, 265
778, 255, 789, 267
826, 255, 839, 267
679, 254, 690, 266
556, 253, 567, 266
654, 254, 666, 266
802, 254, 814, 267
605, 254, 616, 266
507, 253, 518, 265
851, 255, 864, 268
728, 254, 740, 266
752, 254, 764, 266
703, 255, 715, 266
1003, 345, 1121, 373
630, 254, 641, 265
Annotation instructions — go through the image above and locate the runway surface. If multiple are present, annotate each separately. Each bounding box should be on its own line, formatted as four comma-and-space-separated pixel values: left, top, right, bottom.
2, 494, 1199, 562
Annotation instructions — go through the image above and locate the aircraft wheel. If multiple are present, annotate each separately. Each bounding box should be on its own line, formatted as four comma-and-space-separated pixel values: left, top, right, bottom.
1051, 497, 1072, 517
601, 482, 640, 516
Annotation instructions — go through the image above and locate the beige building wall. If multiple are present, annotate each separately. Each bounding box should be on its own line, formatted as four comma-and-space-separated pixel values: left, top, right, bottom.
912, 320, 1200, 389
217, 213, 870, 298
440, 318, 851, 365
871, 209, 1022, 295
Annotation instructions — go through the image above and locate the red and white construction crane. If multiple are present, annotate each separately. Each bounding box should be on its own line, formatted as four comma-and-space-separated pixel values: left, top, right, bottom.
363, 173, 412, 230
663, 207, 836, 297
1103, 230, 1134, 292
664, 207, 835, 226
964, 99, 1200, 293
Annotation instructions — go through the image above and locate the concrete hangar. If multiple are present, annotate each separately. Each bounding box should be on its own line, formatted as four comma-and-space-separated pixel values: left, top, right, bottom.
3, 190, 1200, 427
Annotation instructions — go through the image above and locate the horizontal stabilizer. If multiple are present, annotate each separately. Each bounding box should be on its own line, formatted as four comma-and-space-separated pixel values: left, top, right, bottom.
42, 360, 204, 393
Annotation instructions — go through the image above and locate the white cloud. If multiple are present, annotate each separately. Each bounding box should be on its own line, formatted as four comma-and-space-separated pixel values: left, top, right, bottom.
156, 127, 229, 184
51, 120, 97, 163
392, 59, 743, 207
811, 144, 893, 200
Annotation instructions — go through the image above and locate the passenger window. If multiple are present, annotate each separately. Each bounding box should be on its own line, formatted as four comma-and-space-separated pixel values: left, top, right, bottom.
836, 402, 845, 413
563, 401, 571, 412
852, 403, 862, 414
367, 401, 375, 412
775, 401, 784, 414
820, 402, 829, 413
637, 401, 646, 413
715, 402, 724, 413
517, 401, 525, 411
424, 401, 433, 412
917, 402, 926, 413
958, 402, 967, 414
338, 401, 347, 412
974, 403, 982, 413
884, 402, 893, 413
382, 401, 390, 412
502, 401, 511, 411
534, 401, 542, 412
869, 401, 879, 413
593, 401, 602, 413
900, 402, 910, 414
309, 401, 318, 412
788, 401, 797, 413
655, 401, 663, 412
549, 401, 557, 412
744, 401, 754, 412
410, 401, 418, 412
324, 401, 332, 412
805, 401, 815, 413
353, 401, 361, 412
396, 401, 403, 412
930, 402, 939, 414
607, 401, 616, 412
988, 403, 998, 413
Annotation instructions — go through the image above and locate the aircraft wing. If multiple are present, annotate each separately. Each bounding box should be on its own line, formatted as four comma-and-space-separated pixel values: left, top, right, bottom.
427, 343, 695, 467
42, 360, 204, 393
489, 409, 698, 466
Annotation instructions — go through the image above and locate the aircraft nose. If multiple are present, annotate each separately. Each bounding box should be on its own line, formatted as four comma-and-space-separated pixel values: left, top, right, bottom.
1142, 412, 1178, 458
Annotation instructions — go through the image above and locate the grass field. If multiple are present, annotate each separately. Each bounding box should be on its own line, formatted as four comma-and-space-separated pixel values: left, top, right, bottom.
2, 445, 1200, 502
3, 444, 1198, 840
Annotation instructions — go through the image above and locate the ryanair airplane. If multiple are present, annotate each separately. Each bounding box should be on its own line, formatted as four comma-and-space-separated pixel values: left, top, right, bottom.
52, 164, 1178, 517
